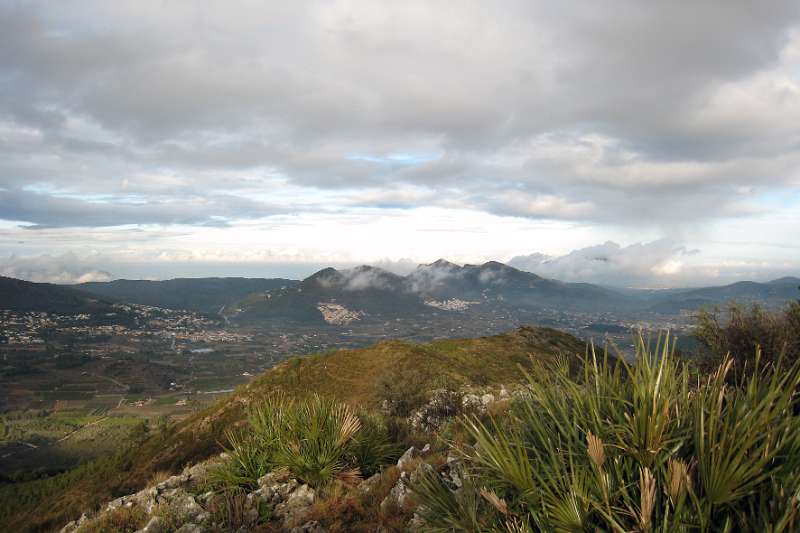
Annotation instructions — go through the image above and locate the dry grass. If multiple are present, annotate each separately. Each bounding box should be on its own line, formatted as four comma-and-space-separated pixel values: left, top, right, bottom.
75, 506, 147, 533
303, 466, 407, 533
249, 326, 584, 409
206, 489, 254, 530
146, 470, 172, 488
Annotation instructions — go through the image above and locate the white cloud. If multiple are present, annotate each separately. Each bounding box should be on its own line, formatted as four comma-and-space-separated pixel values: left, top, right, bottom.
509, 240, 799, 287
0, 253, 113, 284
0, 2, 799, 279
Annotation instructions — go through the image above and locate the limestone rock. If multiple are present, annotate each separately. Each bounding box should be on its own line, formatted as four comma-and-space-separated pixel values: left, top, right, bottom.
357, 473, 382, 494
397, 446, 417, 471
174, 523, 203, 533
136, 516, 163, 533
59, 521, 78, 533
289, 520, 326, 533
274, 483, 316, 528
380, 471, 411, 513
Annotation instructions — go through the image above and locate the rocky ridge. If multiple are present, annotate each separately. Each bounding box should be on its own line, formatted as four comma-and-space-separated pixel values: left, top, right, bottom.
59, 385, 512, 532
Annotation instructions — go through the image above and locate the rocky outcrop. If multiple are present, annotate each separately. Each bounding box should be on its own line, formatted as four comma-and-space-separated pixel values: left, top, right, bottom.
60, 456, 323, 533
408, 386, 510, 432
379, 446, 433, 515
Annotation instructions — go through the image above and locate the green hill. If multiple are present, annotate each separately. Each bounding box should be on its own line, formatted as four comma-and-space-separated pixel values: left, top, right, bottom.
0, 326, 584, 531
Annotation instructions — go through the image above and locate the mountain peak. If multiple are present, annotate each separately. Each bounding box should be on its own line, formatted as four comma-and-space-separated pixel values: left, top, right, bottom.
304, 267, 342, 286
424, 259, 460, 270
480, 260, 519, 272
307, 267, 340, 278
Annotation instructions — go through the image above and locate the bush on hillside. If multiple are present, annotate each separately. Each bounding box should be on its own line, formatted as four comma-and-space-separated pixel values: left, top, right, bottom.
379, 368, 430, 418
209, 394, 395, 490
694, 301, 800, 373
413, 335, 800, 531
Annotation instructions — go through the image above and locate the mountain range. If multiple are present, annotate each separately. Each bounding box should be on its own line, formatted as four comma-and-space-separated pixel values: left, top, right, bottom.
2, 262, 798, 322
232, 260, 631, 324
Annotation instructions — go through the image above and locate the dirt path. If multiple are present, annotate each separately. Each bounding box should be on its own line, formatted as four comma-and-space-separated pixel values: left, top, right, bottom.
90, 373, 129, 392
56, 416, 109, 443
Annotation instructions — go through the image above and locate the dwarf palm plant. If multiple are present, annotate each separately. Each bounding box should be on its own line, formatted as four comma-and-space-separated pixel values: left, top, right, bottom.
413, 334, 800, 532
211, 393, 393, 489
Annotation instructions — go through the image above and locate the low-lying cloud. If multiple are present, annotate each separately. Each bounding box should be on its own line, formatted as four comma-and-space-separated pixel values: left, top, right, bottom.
0, 253, 113, 284
508, 240, 798, 287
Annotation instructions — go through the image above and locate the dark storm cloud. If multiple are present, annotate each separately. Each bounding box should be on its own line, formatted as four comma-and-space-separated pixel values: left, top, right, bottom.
0, 1, 799, 228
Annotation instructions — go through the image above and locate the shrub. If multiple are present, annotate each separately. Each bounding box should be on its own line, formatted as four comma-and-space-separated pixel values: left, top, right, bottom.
413, 334, 800, 531
211, 394, 397, 490
347, 412, 401, 477
379, 369, 428, 417
208, 428, 273, 490
694, 301, 800, 373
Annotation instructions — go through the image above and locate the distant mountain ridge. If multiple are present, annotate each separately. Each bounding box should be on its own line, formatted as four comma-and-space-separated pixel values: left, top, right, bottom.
646, 276, 800, 313
232, 261, 800, 324
232, 260, 633, 324
0, 276, 116, 313
2, 266, 797, 321
75, 277, 299, 314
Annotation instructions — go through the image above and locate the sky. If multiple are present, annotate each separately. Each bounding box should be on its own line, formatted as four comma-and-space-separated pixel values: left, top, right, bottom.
1, 1, 799, 287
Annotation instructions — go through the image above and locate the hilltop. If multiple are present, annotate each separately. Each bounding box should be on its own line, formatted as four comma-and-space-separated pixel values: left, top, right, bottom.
0, 326, 584, 531
0, 276, 116, 314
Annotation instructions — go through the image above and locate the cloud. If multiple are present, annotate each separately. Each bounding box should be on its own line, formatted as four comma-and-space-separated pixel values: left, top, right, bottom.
0, 1, 798, 228
0, 188, 283, 228
313, 265, 401, 291
0, 1, 799, 276
405, 260, 464, 293
509, 240, 695, 286
0, 253, 112, 284
508, 240, 798, 287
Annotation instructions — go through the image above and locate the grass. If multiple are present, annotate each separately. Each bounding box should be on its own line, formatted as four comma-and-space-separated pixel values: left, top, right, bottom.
152, 499, 191, 531
146, 470, 172, 488
248, 326, 583, 408
74, 505, 147, 533
412, 333, 800, 532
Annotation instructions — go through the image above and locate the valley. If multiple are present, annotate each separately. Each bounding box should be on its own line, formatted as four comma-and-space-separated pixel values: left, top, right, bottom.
0, 265, 797, 489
